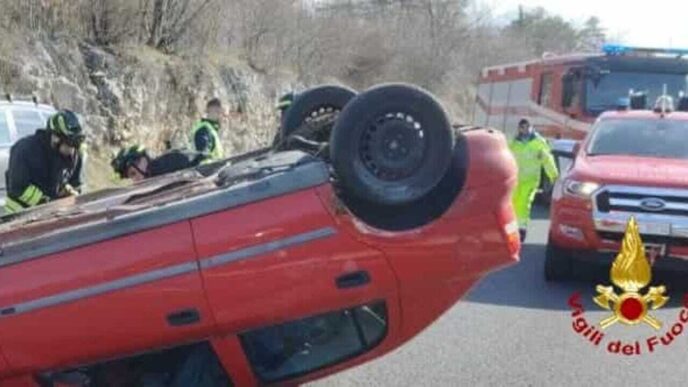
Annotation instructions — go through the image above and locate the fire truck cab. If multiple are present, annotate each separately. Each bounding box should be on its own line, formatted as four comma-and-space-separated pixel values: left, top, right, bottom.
473, 45, 688, 140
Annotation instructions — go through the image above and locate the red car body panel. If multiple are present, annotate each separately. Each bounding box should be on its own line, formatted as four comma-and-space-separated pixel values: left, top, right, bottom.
0, 128, 518, 386
191, 189, 400, 334
0, 222, 215, 373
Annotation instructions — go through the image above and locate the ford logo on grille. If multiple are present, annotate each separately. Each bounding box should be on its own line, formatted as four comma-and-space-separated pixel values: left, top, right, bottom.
640, 198, 666, 211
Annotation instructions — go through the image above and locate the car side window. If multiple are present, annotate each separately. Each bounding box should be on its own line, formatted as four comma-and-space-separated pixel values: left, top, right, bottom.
35, 341, 233, 387
562, 70, 582, 109
0, 111, 9, 144
539, 72, 553, 107
240, 301, 388, 383
11, 108, 44, 139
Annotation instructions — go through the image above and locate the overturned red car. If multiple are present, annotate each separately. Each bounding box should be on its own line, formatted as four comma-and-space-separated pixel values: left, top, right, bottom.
0, 84, 519, 386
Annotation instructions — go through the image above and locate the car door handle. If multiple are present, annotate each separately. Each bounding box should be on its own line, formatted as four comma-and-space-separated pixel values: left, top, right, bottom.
167, 308, 200, 327
336, 271, 371, 289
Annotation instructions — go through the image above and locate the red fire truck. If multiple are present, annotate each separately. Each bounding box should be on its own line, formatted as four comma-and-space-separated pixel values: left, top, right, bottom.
473, 45, 688, 140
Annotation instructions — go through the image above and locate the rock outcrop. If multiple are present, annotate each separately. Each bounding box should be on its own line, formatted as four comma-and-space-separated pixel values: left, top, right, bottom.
2, 35, 301, 188
0, 37, 296, 188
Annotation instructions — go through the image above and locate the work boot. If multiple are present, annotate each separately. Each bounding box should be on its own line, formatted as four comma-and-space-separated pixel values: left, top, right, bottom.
519, 229, 527, 243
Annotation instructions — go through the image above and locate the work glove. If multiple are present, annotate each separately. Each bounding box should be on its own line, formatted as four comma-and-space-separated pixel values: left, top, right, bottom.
58, 184, 80, 198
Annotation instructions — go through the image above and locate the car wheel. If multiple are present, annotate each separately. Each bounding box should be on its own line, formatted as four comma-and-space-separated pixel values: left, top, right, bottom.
544, 240, 573, 282
330, 83, 453, 206
278, 85, 357, 147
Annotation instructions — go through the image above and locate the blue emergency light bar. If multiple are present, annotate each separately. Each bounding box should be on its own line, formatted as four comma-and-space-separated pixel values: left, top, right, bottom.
602, 44, 688, 57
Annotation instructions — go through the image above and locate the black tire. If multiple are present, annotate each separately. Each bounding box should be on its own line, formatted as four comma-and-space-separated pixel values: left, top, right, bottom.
330, 83, 453, 205
280, 85, 357, 139
340, 135, 468, 231
544, 239, 573, 282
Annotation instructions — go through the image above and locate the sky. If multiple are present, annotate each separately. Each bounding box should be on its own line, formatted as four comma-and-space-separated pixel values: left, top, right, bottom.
485, 0, 688, 48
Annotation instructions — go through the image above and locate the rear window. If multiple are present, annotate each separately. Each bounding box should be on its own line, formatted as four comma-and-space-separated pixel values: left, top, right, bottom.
11, 108, 45, 139
0, 111, 9, 144
587, 118, 688, 159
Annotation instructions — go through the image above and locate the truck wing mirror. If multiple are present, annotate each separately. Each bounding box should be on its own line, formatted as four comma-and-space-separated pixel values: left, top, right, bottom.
551, 140, 580, 159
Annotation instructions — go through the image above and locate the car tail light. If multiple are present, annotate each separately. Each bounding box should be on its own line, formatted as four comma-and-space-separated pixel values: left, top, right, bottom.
496, 204, 520, 256
504, 220, 520, 256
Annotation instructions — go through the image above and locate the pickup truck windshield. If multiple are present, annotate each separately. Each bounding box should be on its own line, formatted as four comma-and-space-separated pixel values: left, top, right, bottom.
587, 118, 688, 159
586, 72, 688, 114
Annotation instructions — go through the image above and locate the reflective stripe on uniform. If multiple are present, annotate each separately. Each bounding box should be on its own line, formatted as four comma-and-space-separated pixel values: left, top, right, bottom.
4, 197, 26, 214
18, 185, 45, 206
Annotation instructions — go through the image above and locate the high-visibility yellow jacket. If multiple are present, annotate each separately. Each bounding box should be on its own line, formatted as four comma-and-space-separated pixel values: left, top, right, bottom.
191, 119, 223, 163
509, 133, 559, 187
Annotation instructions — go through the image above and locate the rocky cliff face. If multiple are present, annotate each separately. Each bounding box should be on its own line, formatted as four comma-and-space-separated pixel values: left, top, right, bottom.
1, 35, 298, 189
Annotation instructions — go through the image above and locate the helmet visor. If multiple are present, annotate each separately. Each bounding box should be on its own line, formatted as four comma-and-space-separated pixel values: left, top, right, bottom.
59, 133, 85, 148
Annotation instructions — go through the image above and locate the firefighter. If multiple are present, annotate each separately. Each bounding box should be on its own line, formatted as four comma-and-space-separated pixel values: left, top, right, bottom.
509, 118, 559, 242
271, 91, 297, 147
191, 98, 225, 163
4, 110, 85, 215
277, 91, 295, 118
111, 145, 205, 182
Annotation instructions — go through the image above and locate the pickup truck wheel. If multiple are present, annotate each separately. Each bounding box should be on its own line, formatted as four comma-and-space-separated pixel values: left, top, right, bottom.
330, 83, 453, 205
279, 85, 357, 141
544, 240, 573, 282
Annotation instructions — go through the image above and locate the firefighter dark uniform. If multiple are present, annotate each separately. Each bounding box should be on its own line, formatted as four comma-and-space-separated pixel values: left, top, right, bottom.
271, 91, 296, 147
149, 149, 204, 176
111, 145, 204, 180
192, 119, 223, 163
277, 92, 295, 115
4, 111, 84, 214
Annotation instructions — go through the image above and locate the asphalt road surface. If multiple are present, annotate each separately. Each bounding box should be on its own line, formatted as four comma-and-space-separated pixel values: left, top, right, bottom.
310, 205, 688, 387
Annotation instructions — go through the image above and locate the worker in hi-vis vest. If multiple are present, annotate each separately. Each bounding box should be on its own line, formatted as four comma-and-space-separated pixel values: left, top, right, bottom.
191, 98, 225, 163
509, 118, 558, 242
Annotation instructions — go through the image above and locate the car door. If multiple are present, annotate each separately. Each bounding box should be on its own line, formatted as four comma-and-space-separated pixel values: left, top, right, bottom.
190, 180, 400, 385
0, 220, 214, 374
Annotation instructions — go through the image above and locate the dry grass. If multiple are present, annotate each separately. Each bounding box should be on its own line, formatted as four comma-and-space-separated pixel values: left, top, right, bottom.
0, 1, 606, 191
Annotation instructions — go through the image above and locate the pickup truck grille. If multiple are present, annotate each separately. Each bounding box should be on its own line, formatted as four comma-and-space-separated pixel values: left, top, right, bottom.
595, 188, 688, 217
593, 186, 688, 245
596, 231, 688, 247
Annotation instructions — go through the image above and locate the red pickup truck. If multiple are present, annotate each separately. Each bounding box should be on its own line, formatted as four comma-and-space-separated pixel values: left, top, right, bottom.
546, 105, 688, 281
0, 84, 519, 387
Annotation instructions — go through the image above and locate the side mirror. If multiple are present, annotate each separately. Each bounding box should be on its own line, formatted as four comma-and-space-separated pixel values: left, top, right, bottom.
551, 140, 580, 159
572, 141, 581, 156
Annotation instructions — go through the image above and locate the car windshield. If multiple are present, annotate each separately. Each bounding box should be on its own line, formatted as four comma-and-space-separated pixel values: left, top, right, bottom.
0, 111, 9, 144
587, 118, 688, 159
12, 108, 46, 139
586, 71, 688, 114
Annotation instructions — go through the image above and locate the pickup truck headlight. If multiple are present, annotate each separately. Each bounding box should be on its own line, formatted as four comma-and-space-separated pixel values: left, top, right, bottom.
564, 179, 600, 199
